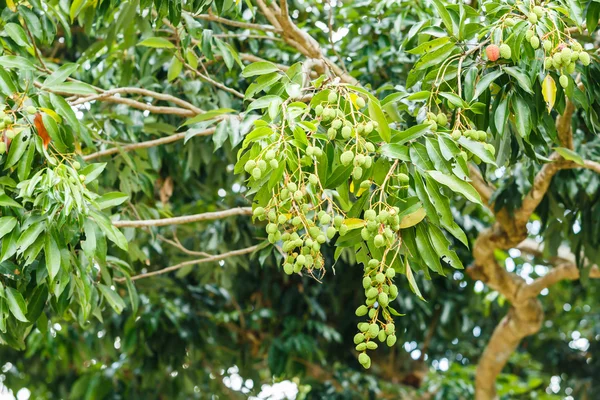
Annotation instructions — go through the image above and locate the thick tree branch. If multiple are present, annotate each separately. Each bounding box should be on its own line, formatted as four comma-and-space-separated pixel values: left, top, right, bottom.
82, 128, 216, 161
117, 245, 259, 282
255, 0, 358, 85
113, 207, 252, 228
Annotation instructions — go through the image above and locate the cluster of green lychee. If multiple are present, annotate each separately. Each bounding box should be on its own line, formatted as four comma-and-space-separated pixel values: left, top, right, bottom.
314, 91, 378, 180
243, 148, 281, 181
360, 206, 403, 248
424, 112, 448, 132
542, 41, 590, 88
354, 257, 399, 368
252, 173, 351, 276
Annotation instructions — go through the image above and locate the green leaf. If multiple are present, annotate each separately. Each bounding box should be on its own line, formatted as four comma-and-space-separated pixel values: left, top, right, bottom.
379, 144, 410, 161
368, 99, 390, 142
247, 96, 282, 112
414, 43, 456, 71
513, 93, 532, 138
495, 95, 509, 136
0, 195, 22, 209
391, 124, 430, 144
0, 68, 17, 96
427, 170, 482, 205
439, 92, 467, 108
45, 234, 61, 281
554, 147, 584, 165
404, 258, 424, 300
415, 224, 444, 275
69, 0, 89, 21
473, 70, 503, 99
432, 0, 454, 34
167, 57, 183, 81
407, 37, 451, 55
98, 284, 126, 314
17, 221, 46, 254
428, 225, 464, 269
96, 192, 130, 210
504, 66, 533, 94
5, 132, 30, 170
79, 163, 106, 184
182, 108, 236, 126
138, 37, 175, 48
5, 287, 28, 322
0, 56, 36, 70
0, 217, 17, 241
242, 62, 280, 78
45, 82, 97, 95
5, 23, 30, 47
18, 5, 43, 40
42, 63, 79, 88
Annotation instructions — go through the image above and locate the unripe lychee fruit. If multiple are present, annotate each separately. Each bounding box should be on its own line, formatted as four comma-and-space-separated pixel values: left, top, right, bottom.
525, 30, 535, 40
528, 12, 538, 24
505, 18, 515, 26
486, 44, 500, 61
559, 75, 568, 88
499, 44, 511, 59
533, 6, 544, 18
436, 113, 448, 126
543, 40, 552, 52
356, 97, 366, 108
544, 57, 553, 69
572, 41, 582, 52
579, 52, 590, 66
529, 36, 540, 49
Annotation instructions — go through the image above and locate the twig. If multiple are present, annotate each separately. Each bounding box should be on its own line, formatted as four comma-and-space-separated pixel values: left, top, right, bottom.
82, 128, 216, 161
195, 13, 282, 33
116, 245, 259, 282
70, 87, 204, 115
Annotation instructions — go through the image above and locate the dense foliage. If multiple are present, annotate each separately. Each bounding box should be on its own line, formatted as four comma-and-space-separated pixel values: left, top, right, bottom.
0, 0, 599, 399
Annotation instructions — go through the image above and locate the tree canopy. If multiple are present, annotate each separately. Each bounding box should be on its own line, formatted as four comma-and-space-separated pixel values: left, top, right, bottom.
0, 0, 599, 399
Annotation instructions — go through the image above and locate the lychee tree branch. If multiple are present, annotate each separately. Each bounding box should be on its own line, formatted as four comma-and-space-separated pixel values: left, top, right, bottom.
469, 99, 580, 399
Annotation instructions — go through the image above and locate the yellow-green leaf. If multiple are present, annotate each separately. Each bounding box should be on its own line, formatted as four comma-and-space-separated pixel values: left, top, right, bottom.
399, 207, 426, 228
343, 218, 365, 230
542, 75, 557, 112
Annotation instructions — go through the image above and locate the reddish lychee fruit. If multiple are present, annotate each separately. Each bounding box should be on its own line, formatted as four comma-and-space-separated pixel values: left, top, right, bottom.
486, 45, 500, 61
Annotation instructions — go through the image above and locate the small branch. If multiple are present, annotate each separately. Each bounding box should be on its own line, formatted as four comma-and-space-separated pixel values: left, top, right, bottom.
583, 159, 600, 174
213, 33, 282, 41
70, 87, 204, 115
195, 13, 282, 33
520, 263, 600, 299
113, 207, 253, 228
515, 238, 600, 299
157, 234, 212, 257
82, 128, 216, 161
117, 245, 259, 282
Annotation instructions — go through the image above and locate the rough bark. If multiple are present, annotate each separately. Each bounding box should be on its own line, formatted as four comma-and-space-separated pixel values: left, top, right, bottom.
468, 98, 600, 399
